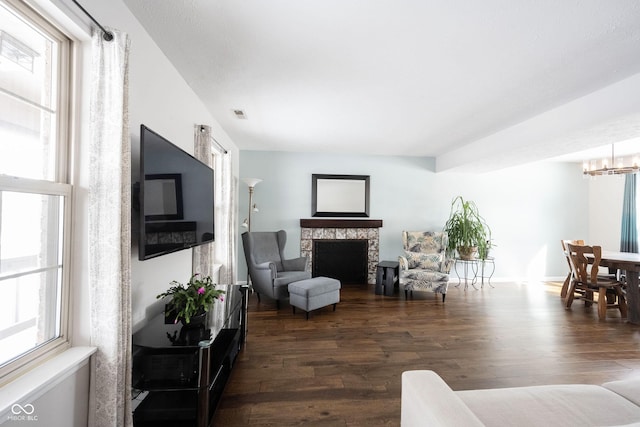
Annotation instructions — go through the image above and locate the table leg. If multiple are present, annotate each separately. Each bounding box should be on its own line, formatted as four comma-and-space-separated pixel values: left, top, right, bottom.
455, 260, 478, 290
384, 266, 395, 296
463, 262, 470, 290
384, 267, 390, 296
471, 261, 478, 289
463, 262, 478, 290
455, 262, 462, 287
626, 269, 640, 325
375, 266, 384, 295
560, 272, 571, 298
480, 259, 495, 289
463, 262, 469, 291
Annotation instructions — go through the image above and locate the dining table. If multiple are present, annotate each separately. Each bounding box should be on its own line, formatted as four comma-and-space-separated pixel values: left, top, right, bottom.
600, 250, 640, 325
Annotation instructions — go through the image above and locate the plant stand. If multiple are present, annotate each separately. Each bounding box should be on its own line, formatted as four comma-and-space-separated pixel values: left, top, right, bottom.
479, 256, 495, 288
454, 258, 478, 290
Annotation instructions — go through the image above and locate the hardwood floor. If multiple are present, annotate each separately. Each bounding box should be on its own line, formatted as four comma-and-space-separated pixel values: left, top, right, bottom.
213, 282, 640, 426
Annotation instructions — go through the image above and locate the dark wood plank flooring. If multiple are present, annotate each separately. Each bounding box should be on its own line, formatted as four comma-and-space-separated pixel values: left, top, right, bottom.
214, 282, 640, 426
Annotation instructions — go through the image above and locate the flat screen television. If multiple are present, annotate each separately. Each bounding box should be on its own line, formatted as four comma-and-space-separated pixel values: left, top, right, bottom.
139, 124, 214, 260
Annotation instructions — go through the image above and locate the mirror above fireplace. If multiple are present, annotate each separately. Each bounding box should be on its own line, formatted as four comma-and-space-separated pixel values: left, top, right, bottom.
311, 174, 370, 217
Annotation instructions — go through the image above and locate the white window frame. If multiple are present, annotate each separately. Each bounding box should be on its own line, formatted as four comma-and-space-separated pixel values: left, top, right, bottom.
0, 0, 73, 384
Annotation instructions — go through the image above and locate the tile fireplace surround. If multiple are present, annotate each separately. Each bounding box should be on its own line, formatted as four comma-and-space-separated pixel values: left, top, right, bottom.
299, 219, 383, 284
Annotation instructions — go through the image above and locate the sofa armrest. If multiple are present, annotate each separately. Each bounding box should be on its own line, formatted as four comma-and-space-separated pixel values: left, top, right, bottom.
283, 256, 307, 272
399, 256, 408, 271
401, 371, 484, 427
603, 376, 640, 407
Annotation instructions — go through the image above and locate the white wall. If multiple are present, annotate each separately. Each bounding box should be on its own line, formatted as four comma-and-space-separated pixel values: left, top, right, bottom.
238, 151, 594, 283
588, 176, 626, 249
3, 361, 90, 427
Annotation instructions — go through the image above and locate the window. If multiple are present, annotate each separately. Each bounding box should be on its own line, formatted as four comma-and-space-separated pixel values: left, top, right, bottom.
0, 0, 72, 380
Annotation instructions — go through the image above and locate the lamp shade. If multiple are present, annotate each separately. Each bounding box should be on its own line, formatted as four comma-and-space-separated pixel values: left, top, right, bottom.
243, 178, 262, 188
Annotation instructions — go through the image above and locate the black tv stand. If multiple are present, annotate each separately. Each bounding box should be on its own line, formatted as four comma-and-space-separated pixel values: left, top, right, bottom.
132, 284, 248, 427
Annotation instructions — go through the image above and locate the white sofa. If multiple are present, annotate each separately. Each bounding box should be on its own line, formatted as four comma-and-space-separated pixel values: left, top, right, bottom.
401, 370, 640, 427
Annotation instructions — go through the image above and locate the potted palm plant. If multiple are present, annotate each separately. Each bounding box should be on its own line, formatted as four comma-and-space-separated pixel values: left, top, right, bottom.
443, 196, 492, 260
157, 274, 225, 325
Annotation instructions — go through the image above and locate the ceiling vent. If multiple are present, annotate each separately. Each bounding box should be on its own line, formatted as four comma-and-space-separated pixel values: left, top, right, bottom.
232, 109, 247, 119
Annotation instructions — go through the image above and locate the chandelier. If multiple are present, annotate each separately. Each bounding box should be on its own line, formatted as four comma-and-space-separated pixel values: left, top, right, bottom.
583, 144, 639, 177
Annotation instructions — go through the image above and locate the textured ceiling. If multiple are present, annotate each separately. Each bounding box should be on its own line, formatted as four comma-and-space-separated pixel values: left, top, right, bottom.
123, 0, 640, 171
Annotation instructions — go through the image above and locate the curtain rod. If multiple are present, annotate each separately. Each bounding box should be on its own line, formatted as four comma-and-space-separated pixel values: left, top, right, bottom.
70, 0, 113, 41
200, 125, 228, 154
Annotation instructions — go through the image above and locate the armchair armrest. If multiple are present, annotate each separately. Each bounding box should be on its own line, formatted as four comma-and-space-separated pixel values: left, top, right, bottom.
441, 257, 454, 274
253, 261, 278, 282
401, 370, 484, 427
283, 256, 308, 272
399, 256, 409, 271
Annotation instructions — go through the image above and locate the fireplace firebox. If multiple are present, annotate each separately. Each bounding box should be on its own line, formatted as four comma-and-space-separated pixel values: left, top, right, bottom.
313, 239, 368, 284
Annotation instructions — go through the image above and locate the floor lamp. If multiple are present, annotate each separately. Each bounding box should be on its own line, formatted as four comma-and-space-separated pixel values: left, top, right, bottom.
241, 178, 261, 232
242, 178, 261, 290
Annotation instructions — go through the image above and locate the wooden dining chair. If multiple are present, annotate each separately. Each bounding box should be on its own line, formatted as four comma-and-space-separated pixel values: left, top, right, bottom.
565, 243, 627, 320
560, 239, 584, 299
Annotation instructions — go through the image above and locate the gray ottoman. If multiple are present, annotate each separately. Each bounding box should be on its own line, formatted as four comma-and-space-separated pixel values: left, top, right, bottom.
288, 277, 341, 319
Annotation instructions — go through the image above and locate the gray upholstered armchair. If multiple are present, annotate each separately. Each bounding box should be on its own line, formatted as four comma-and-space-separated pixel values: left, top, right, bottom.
241, 230, 311, 308
399, 231, 453, 302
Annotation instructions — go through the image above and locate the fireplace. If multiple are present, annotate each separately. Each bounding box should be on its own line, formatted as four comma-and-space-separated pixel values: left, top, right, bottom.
300, 219, 383, 284
313, 239, 368, 284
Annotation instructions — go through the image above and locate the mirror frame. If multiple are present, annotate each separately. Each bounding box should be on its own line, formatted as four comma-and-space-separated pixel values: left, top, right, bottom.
311, 174, 370, 217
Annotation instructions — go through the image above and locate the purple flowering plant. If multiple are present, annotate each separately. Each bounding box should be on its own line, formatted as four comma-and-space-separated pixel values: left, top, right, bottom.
156, 274, 225, 324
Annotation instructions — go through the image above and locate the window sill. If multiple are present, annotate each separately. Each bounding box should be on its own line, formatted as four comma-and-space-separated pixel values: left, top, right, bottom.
0, 346, 96, 419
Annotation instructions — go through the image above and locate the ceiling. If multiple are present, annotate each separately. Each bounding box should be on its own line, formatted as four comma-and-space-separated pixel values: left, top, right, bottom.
123, 1, 640, 172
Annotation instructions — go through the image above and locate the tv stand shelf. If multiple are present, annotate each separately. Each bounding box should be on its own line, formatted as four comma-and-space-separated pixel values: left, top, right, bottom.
132, 284, 248, 427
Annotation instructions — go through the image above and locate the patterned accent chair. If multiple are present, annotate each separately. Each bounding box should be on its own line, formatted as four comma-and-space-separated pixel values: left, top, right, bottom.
399, 231, 454, 302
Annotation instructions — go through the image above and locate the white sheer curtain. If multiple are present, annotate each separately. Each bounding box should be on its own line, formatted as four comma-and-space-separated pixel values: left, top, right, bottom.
214, 143, 237, 284
192, 125, 215, 277
88, 28, 133, 427
192, 124, 237, 284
